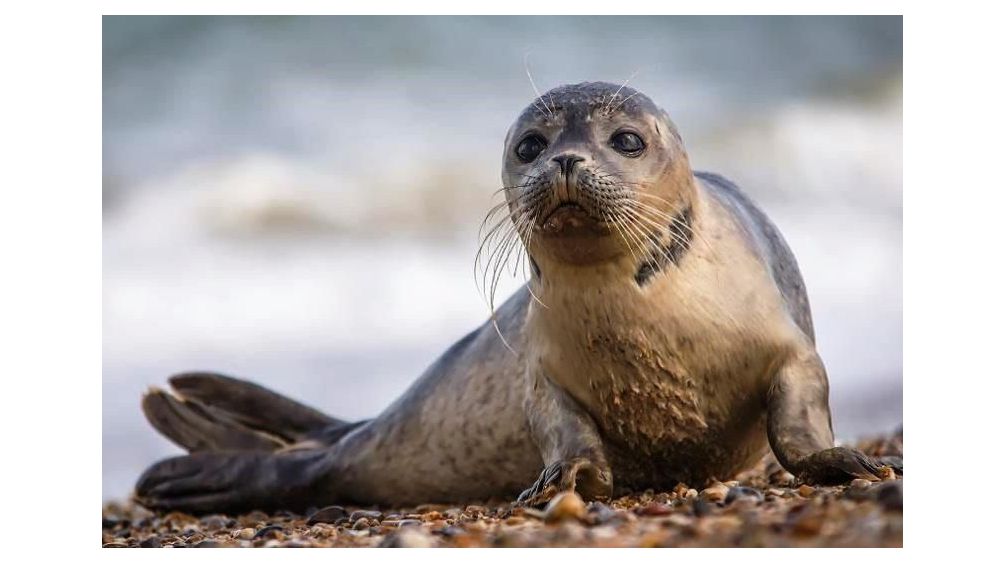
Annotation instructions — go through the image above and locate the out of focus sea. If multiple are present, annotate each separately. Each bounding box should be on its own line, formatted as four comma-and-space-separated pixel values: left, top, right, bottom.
103, 16, 902, 499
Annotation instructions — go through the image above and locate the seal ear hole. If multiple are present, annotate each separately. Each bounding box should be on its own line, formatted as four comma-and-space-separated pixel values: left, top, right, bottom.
515, 134, 548, 163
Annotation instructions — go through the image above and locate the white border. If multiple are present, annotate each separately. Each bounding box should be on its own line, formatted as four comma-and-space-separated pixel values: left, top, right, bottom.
10, 0, 1000, 562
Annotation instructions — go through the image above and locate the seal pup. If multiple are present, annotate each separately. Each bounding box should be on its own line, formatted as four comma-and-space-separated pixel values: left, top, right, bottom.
134, 82, 901, 513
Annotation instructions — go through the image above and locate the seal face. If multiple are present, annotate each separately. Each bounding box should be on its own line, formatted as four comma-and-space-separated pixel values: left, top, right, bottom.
133, 82, 901, 514
500, 82, 688, 268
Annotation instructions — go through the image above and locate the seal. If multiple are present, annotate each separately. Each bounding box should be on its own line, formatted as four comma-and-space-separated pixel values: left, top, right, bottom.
134, 82, 902, 513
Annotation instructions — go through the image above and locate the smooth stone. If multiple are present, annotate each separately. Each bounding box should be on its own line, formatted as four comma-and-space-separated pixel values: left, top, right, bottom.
306, 505, 348, 525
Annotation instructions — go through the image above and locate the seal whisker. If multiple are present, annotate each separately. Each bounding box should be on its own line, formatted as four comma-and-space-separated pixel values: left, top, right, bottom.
618, 207, 670, 276
480, 220, 517, 298
609, 91, 640, 115
603, 68, 641, 115
623, 201, 699, 266
486, 210, 530, 304
523, 53, 554, 118
620, 204, 680, 267
604, 207, 646, 271
628, 198, 709, 256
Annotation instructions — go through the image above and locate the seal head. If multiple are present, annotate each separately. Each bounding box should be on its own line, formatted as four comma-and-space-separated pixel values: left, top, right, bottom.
501, 82, 694, 267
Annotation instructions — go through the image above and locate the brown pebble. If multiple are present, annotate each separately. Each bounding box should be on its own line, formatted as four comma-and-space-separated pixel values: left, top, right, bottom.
874, 480, 903, 511
253, 525, 284, 539
876, 466, 897, 481
380, 526, 434, 548
398, 519, 422, 528
797, 484, 816, 497
791, 509, 825, 537
850, 478, 872, 490
307, 505, 348, 525
635, 502, 672, 517
768, 466, 796, 485
234, 527, 254, 540
543, 491, 587, 524
200, 514, 232, 531
701, 482, 729, 502
349, 509, 382, 523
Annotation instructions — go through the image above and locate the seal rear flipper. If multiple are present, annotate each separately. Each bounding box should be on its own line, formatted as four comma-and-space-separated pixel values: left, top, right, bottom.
142, 388, 285, 452
168, 372, 341, 442
135, 449, 337, 514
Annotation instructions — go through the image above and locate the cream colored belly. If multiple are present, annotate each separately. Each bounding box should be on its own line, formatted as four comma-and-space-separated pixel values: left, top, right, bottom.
536, 315, 776, 490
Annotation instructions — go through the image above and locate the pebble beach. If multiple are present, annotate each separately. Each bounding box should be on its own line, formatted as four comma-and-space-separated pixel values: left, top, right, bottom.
102, 430, 902, 548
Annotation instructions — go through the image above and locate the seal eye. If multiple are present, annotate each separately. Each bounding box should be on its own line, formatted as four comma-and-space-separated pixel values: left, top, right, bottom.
515, 135, 547, 163
611, 131, 645, 156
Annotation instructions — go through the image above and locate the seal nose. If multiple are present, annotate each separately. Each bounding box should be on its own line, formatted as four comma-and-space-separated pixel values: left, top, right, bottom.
551, 154, 584, 175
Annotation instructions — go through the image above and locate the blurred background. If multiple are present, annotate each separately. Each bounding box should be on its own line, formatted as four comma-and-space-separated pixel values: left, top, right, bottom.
103, 16, 902, 500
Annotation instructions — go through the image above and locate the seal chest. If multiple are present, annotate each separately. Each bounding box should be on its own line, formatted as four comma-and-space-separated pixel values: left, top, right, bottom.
527, 260, 775, 488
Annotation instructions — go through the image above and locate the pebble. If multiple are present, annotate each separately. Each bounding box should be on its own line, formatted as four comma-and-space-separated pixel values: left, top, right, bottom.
102, 516, 122, 529
379, 527, 435, 548
850, 478, 872, 490
635, 502, 672, 516
768, 467, 796, 485
543, 491, 588, 523
439, 525, 466, 538
701, 482, 730, 502
465, 505, 488, 518
200, 514, 233, 531
876, 466, 897, 481
587, 501, 620, 524
398, 519, 422, 528
693, 497, 716, 517
874, 481, 903, 511
307, 505, 348, 525
253, 525, 284, 539
349, 509, 383, 523
724, 486, 763, 505
102, 433, 903, 548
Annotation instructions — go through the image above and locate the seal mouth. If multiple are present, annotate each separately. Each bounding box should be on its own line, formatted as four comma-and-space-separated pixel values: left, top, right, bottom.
541, 202, 586, 223
539, 202, 604, 235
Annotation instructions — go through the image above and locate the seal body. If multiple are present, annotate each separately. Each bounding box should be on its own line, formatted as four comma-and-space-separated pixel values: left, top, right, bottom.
135, 83, 900, 513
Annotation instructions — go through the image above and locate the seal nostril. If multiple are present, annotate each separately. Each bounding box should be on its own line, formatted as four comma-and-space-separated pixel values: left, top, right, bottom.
552, 154, 584, 175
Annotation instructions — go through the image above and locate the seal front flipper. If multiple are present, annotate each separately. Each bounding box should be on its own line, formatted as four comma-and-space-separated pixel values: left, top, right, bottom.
517, 369, 612, 506
135, 449, 338, 514
766, 347, 903, 485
